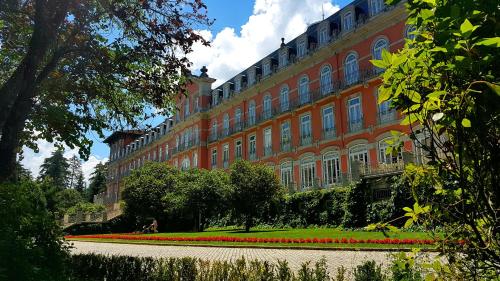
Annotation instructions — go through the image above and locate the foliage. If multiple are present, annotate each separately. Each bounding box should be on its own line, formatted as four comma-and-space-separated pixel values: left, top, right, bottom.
375, 0, 500, 276
390, 251, 425, 281
342, 180, 369, 228
66, 202, 105, 216
38, 148, 70, 190
163, 169, 232, 231
121, 162, 179, 231
67, 254, 335, 281
353, 260, 385, 281
229, 160, 283, 232
86, 161, 107, 202
54, 188, 84, 213
67, 155, 84, 191
0, 0, 212, 181
0, 180, 69, 281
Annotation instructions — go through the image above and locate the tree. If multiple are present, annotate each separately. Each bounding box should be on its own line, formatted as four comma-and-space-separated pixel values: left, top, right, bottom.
0, 0, 211, 182
38, 148, 69, 190
229, 160, 283, 232
164, 169, 232, 231
54, 188, 84, 214
67, 155, 83, 190
86, 162, 107, 202
121, 162, 179, 231
74, 172, 86, 195
374, 0, 499, 277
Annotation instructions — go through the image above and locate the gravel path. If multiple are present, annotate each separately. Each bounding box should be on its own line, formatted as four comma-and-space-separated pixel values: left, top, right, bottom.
70, 241, 406, 276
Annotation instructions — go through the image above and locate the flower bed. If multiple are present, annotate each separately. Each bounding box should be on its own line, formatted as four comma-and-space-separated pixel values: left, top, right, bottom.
65, 234, 435, 245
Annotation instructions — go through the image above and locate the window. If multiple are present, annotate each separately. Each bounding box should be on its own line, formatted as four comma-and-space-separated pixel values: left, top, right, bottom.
297, 39, 307, 57
176, 135, 180, 149
223, 144, 229, 168
322, 106, 335, 139
173, 158, 178, 168
320, 65, 332, 95
153, 150, 157, 161
184, 97, 190, 117
248, 68, 256, 86
377, 88, 394, 124
379, 138, 403, 164
181, 157, 190, 170
211, 148, 217, 168
235, 140, 242, 159
413, 133, 429, 165
280, 162, 293, 187
165, 144, 169, 159
281, 121, 291, 151
248, 135, 256, 160
235, 108, 242, 131
234, 77, 241, 93
223, 113, 230, 136
323, 151, 341, 185
194, 125, 199, 143
348, 97, 363, 132
373, 38, 388, 73
211, 120, 218, 140
343, 12, 354, 32
159, 147, 163, 161
319, 25, 329, 45
279, 50, 288, 68
212, 91, 219, 106
344, 53, 359, 85
193, 152, 198, 167
300, 114, 312, 146
223, 84, 230, 99
263, 95, 272, 119
263, 61, 271, 76
264, 128, 272, 156
405, 25, 417, 40
349, 144, 369, 172
194, 97, 199, 112
369, 0, 384, 16
280, 85, 289, 112
298, 75, 310, 104
248, 101, 256, 126
300, 157, 316, 189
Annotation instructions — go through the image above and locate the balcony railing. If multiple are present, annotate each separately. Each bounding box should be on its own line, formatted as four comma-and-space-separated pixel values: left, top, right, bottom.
347, 117, 364, 133
300, 135, 312, 146
264, 146, 273, 157
249, 152, 257, 161
378, 111, 396, 124
281, 141, 292, 152
321, 128, 336, 140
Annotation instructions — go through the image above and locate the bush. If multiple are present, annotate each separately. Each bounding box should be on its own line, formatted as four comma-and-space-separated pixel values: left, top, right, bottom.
66, 202, 105, 216
353, 260, 385, 281
0, 181, 69, 281
67, 253, 333, 281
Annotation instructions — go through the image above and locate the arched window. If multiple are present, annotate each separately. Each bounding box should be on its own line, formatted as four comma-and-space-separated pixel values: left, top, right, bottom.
323, 151, 340, 186
248, 100, 256, 126
373, 38, 388, 60
320, 65, 332, 95
194, 125, 199, 143
300, 157, 316, 189
223, 113, 230, 136
344, 53, 359, 85
280, 161, 294, 188
193, 152, 198, 167
379, 138, 403, 164
377, 87, 394, 124
263, 95, 272, 119
184, 97, 190, 117
211, 120, 218, 140
280, 85, 289, 112
181, 157, 190, 170
343, 11, 354, 32
235, 108, 242, 131
298, 75, 310, 104
405, 25, 417, 41
349, 144, 368, 173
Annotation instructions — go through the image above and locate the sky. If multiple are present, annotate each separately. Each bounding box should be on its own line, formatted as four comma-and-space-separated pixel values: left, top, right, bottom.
21, 0, 352, 183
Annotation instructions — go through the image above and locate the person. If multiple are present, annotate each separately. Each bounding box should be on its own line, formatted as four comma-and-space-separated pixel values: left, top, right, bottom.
150, 218, 158, 233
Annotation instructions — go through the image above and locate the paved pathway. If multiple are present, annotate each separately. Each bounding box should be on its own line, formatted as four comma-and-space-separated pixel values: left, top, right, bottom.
70, 241, 413, 276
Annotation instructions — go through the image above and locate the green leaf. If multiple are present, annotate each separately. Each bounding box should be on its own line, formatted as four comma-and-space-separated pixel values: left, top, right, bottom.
404, 218, 414, 228
461, 118, 471, 127
377, 87, 391, 104
408, 90, 422, 103
485, 82, 500, 96
460, 19, 478, 38
387, 225, 400, 232
370, 59, 387, 69
430, 46, 447, 53
475, 37, 500, 47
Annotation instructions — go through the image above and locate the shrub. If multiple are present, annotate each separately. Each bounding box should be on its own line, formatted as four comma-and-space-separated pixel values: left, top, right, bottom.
353, 260, 385, 281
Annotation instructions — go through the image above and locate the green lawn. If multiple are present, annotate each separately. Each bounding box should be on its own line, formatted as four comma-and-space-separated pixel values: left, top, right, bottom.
67, 227, 438, 250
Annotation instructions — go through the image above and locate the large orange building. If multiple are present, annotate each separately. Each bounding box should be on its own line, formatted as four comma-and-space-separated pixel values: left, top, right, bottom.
98, 0, 423, 212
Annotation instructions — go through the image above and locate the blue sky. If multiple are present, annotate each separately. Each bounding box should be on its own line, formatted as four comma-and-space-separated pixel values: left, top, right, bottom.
23, 0, 352, 181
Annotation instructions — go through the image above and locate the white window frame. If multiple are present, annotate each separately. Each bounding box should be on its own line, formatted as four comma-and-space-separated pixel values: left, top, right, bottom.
223, 113, 230, 136
319, 25, 329, 45
322, 106, 335, 133
235, 139, 242, 159
298, 75, 310, 104
280, 161, 293, 187
263, 95, 272, 119
320, 65, 332, 95
248, 134, 256, 159
343, 11, 354, 32
349, 144, 369, 172
248, 101, 256, 126
323, 151, 341, 185
222, 143, 229, 168
280, 85, 289, 112
379, 138, 403, 164
369, 0, 384, 16
297, 38, 307, 57
344, 53, 359, 85
300, 114, 312, 145
300, 157, 316, 189
264, 128, 272, 156
211, 148, 217, 168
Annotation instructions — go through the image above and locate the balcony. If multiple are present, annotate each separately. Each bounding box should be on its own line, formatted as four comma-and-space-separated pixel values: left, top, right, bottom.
300, 178, 322, 191
261, 109, 273, 121
321, 128, 336, 140
378, 111, 396, 125
223, 160, 229, 169
347, 117, 364, 133
233, 121, 243, 133
208, 132, 218, 142
300, 135, 312, 146
249, 152, 257, 161
281, 141, 292, 152
264, 146, 273, 157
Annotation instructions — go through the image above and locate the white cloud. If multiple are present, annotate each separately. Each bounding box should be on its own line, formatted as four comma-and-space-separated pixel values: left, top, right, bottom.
21, 141, 108, 185
189, 0, 340, 86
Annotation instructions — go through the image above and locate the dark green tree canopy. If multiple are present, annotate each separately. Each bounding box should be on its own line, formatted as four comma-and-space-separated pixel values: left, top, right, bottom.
38, 148, 70, 189
86, 161, 107, 202
0, 0, 211, 181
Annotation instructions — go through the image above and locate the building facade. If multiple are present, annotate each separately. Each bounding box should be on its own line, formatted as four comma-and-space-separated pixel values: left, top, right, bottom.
97, 0, 422, 213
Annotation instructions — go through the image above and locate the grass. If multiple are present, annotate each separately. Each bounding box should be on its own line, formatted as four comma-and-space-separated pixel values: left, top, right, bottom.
66, 227, 438, 250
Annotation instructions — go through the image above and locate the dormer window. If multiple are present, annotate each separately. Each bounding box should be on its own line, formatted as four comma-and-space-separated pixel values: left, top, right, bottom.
262, 59, 271, 77
369, 0, 384, 16
184, 97, 190, 118
234, 76, 242, 93
248, 68, 256, 86
212, 90, 219, 106
297, 38, 307, 58
223, 83, 231, 99
319, 25, 330, 45
279, 48, 288, 68
343, 11, 354, 32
